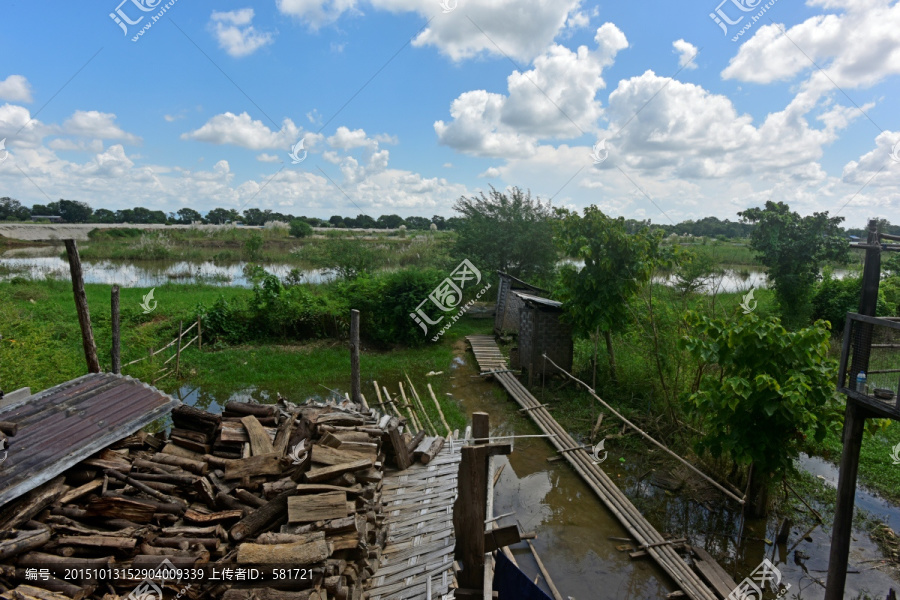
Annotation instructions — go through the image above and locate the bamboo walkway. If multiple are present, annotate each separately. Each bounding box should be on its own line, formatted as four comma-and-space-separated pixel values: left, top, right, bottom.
466, 334, 508, 372
367, 440, 462, 600
465, 335, 726, 600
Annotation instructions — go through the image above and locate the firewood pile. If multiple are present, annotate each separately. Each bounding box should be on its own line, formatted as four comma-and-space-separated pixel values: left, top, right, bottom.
0, 397, 440, 600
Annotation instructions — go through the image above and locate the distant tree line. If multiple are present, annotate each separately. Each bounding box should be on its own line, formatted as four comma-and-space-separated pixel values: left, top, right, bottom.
0, 195, 888, 238
0, 197, 461, 230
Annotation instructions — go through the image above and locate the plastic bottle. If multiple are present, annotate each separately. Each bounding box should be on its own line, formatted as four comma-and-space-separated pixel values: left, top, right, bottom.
856, 371, 866, 394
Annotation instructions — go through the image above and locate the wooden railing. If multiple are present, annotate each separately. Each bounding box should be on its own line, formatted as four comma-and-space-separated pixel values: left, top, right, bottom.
120, 316, 202, 384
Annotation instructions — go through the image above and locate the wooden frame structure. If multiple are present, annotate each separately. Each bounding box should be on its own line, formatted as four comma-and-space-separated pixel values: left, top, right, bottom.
826, 220, 900, 598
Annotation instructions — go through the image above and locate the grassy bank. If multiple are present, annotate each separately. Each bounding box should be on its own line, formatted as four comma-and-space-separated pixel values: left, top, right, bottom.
0, 278, 475, 431
71, 226, 456, 270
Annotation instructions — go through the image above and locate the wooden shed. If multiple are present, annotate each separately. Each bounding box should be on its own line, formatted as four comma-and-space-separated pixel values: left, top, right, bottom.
514, 292, 573, 385
494, 272, 550, 334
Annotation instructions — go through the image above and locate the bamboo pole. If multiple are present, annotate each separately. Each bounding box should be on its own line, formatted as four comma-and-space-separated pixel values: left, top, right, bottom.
406, 375, 437, 436
111, 285, 121, 374
197, 315, 202, 351
495, 371, 716, 600
399, 383, 422, 432
64, 240, 100, 373
175, 320, 183, 378
526, 540, 563, 600
382, 386, 402, 419
542, 354, 745, 504
427, 383, 452, 436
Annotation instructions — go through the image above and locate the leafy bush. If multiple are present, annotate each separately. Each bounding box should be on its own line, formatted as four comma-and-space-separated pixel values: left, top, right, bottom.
244, 233, 264, 260
682, 312, 841, 515
289, 220, 313, 238
338, 268, 447, 346
302, 238, 384, 279
811, 271, 889, 333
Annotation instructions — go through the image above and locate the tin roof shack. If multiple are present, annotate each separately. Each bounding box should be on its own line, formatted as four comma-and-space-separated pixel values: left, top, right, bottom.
515, 292, 573, 386
494, 272, 550, 334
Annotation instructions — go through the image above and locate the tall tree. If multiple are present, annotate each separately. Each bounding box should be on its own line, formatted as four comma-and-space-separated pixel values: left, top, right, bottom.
555, 206, 667, 382
452, 186, 556, 281
0, 197, 30, 221
57, 199, 93, 223
176, 207, 203, 224
738, 201, 848, 329
205, 208, 240, 224
682, 313, 839, 517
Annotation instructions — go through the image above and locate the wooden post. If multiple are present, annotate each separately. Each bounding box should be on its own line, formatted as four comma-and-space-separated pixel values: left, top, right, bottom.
64, 239, 100, 373
825, 218, 880, 600
197, 315, 202, 351
350, 309, 361, 405
175, 320, 183, 378
453, 410, 511, 599
473, 412, 489, 445
111, 285, 121, 374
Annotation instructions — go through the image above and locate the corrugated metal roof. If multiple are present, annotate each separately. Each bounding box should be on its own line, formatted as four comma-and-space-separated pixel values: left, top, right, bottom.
512, 291, 563, 309
0, 373, 179, 508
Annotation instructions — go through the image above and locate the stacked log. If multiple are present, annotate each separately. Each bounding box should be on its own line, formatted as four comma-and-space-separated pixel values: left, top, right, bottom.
0, 398, 416, 600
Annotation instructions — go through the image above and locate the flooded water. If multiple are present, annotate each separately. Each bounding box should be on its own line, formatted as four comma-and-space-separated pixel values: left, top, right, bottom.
0, 252, 332, 287
164, 347, 900, 599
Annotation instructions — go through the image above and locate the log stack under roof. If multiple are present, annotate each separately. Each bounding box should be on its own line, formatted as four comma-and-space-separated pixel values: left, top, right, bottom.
0, 397, 425, 600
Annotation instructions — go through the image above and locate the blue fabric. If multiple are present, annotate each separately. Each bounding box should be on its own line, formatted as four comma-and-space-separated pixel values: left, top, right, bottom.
492, 550, 554, 600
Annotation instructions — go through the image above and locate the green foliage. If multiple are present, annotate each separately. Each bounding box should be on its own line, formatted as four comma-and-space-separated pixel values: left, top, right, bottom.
681, 313, 841, 485
243, 233, 264, 260
554, 206, 669, 336
289, 219, 313, 238
338, 268, 447, 346
87, 228, 143, 240
452, 186, 557, 281
739, 201, 848, 328
811, 271, 891, 333
197, 273, 335, 344
303, 237, 382, 279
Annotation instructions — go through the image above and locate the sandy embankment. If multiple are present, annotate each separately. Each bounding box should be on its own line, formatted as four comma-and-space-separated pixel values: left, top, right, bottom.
0, 223, 232, 242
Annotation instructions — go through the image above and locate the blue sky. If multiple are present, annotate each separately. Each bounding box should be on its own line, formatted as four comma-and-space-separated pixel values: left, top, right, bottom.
0, 0, 898, 227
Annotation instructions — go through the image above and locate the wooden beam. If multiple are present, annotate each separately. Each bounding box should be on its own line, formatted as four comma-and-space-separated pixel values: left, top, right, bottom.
350, 309, 361, 405
64, 239, 100, 373
111, 285, 121, 374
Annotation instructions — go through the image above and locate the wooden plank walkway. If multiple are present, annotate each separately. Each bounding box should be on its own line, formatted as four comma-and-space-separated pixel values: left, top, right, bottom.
466, 336, 729, 600
465, 335, 508, 373
367, 440, 462, 600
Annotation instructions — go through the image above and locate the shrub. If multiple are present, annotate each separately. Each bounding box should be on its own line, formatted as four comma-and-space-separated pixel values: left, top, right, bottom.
87, 227, 143, 240
811, 271, 889, 333
339, 268, 446, 346
244, 233, 264, 260
289, 220, 313, 238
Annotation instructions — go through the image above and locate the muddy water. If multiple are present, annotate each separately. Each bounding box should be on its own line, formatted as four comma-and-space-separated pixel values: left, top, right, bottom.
446, 354, 674, 599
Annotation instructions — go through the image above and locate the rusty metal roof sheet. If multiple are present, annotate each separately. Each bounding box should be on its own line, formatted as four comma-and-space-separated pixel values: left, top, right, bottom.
0, 373, 179, 508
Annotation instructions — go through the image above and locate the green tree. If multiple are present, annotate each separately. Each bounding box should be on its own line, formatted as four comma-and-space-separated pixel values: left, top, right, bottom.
289, 219, 313, 238
90, 208, 116, 223
206, 208, 240, 224
376, 214, 405, 229
681, 313, 840, 517
176, 207, 203, 224
555, 206, 667, 383
452, 186, 556, 281
738, 201, 848, 329
0, 197, 30, 221
57, 199, 93, 223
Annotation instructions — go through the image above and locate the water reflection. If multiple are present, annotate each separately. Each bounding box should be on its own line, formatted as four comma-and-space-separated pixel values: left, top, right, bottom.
0, 255, 333, 287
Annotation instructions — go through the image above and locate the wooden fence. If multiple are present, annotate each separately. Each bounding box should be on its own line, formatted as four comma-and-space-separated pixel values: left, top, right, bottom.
120, 316, 202, 385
